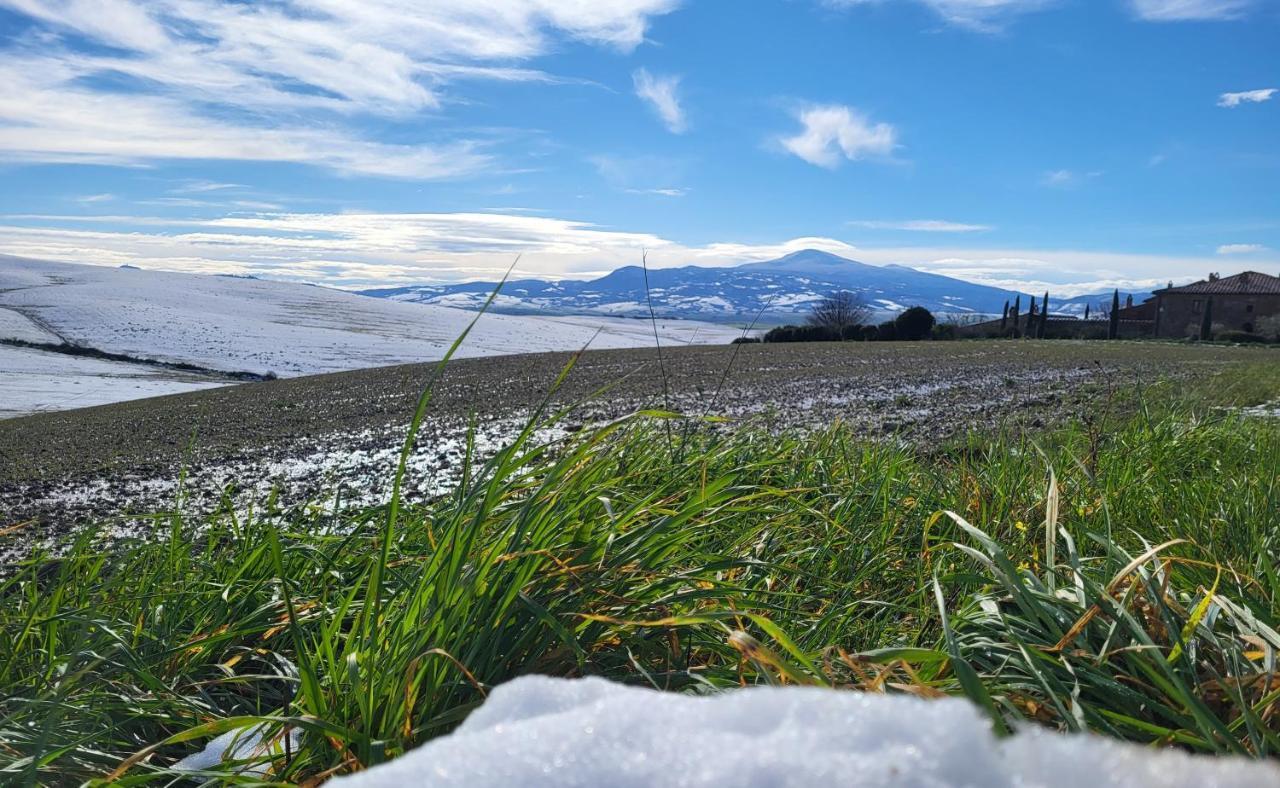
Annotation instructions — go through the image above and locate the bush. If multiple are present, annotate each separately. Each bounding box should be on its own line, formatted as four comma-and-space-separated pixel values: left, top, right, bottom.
1213, 331, 1270, 344
731, 336, 761, 345
894, 306, 936, 341
931, 324, 956, 341
861, 325, 880, 342
763, 324, 840, 343
875, 320, 898, 341
841, 323, 866, 341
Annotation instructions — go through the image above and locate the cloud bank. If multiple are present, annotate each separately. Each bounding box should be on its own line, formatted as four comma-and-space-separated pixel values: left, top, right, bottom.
0, 210, 1260, 296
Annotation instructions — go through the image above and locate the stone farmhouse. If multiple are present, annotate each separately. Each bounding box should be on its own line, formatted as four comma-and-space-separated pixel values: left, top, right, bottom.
953, 270, 1280, 340
1142, 271, 1280, 338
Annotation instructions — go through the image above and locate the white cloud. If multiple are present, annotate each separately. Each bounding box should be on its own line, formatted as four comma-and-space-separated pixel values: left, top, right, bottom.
1217, 243, 1266, 254
633, 68, 687, 134
1131, 0, 1256, 20
778, 104, 897, 168
590, 154, 687, 195
626, 188, 688, 197
848, 219, 991, 232
1218, 88, 1277, 108
1040, 169, 1102, 188
73, 193, 115, 204
824, 0, 1052, 31
0, 1, 679, 175
0, 210, 1262, 294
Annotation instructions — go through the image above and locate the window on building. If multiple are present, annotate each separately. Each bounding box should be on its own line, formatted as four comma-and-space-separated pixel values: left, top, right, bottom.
1192, 299, 1203, 313
1246, 303, 1254, 313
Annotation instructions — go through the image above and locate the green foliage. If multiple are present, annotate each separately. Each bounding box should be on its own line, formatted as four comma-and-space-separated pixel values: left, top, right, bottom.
1213, 331, 1270, 345
894, 307, 936, 341
2, 368, 1278, 782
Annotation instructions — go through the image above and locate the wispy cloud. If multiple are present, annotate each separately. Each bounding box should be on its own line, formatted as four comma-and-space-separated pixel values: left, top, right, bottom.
171, 181, 246, 194
73, 193, 116, 204
823, 0, 1052, 31
633, 68, 688, 134
590, 154, 687, 195
1131, 0, 1256, 20
778, 104, 897, 168
0, 1, 679, 176
1218, 88, 1276, 108
848, 219, 992, 232
626, 188, 688, 197
1040, 169, 1103, 188
1217, 243, 1267, 254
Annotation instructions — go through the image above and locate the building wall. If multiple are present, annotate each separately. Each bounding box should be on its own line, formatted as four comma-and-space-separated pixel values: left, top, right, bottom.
1155, 293, 1280, 338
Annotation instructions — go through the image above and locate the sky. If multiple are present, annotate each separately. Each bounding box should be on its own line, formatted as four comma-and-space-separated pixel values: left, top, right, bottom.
0, 0, 1276, 296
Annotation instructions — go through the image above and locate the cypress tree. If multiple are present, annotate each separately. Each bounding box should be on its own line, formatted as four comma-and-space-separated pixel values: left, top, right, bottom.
1000, 301, 1009, 332
1108, 289, 1120, 340
1084, 304, 1090, 320
1026, 297, 1036, 336
1039, 292, 1049, 339
1200, 298, 1214, 341
1010, 296, 1021, 337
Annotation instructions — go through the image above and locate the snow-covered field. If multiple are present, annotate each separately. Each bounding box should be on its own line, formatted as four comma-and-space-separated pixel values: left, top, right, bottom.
0, 256, 748, 417
321, 676, 1278, 787
0, 344, 226, 418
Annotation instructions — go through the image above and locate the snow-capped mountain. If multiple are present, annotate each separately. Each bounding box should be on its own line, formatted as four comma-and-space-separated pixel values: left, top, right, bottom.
1051, 291, 1152, 318
362, 249, 1035, 322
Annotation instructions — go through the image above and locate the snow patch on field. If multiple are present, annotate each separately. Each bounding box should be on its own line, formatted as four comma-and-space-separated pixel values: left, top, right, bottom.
329, 676, 1277, 787
0, 344, 225, 418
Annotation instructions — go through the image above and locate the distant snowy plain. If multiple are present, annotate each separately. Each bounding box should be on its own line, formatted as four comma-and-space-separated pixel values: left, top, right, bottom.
0, 257, 747, 417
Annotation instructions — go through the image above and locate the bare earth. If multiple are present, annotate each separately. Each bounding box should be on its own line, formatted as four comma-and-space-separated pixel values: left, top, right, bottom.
0, 340, 1267, 560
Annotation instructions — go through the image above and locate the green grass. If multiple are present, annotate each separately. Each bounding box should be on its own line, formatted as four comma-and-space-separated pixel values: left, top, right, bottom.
1, 363, 1278, 784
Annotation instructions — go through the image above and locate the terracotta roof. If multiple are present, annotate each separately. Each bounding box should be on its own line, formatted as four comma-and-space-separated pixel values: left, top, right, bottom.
1158, 271, 1280, 296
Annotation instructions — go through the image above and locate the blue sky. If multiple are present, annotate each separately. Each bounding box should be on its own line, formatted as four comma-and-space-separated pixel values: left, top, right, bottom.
0, 0, 1276, 294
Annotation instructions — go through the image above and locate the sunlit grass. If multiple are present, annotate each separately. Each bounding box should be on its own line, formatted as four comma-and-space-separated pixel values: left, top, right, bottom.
1, 363, 1277, 783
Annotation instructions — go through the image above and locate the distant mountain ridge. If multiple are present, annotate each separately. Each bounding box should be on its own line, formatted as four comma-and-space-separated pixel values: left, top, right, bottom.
361, 249, 1039, 323
1052, 290, 1152, 318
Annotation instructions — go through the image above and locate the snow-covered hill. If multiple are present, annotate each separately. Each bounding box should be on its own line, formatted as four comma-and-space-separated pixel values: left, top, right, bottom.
0, 256, 747, 417
0, 256, 746, 377
363, 249, 1034, 322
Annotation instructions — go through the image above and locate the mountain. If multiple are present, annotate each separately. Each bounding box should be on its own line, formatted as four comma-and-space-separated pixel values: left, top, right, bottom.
362, 249, 1034, 323
1052, 290, 1152, 318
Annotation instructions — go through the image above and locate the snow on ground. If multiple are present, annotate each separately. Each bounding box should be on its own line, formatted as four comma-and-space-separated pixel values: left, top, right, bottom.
0, 306, 58, 343
0, 257, 746, 377
0, 256, 747, 416
324, 676, 1276, 787
0, 344, 226, 418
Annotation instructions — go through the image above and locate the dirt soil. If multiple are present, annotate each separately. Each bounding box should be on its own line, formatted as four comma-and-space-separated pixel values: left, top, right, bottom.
0, 340, 1265, 559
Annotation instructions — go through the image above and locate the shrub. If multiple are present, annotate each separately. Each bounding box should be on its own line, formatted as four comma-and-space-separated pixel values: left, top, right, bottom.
841, 323, 866, 341
876, 320, 898, 341
763, 324, 839, 343
730, 336, 761, 345
894, 306, 936, 341
861, 325, 880, 342
1213, 330, 1270, 344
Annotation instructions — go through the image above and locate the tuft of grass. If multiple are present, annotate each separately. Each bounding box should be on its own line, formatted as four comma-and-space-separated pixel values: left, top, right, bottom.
0, 366, 1277, 783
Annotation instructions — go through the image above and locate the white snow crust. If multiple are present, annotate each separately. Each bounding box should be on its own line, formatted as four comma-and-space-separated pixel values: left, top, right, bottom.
331, 675, 1279, 788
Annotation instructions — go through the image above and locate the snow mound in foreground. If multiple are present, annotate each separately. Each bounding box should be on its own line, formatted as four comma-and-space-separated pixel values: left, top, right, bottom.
332, 676, 1278, 787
